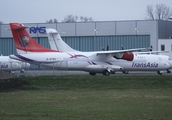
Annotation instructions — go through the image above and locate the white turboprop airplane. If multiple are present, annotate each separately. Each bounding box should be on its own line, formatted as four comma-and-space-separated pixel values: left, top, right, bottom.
0, 55, 30, 73
46, 28, 172, 74
49, 28, 172, 74
8, 23, 171, 76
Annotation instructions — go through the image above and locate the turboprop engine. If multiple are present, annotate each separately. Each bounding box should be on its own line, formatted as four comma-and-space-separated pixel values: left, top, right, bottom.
84, 64, 123, 76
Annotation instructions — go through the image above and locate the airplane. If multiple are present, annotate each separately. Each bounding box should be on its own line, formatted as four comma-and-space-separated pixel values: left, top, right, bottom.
46, 28, 172, 75
0, 54, 30, 73
8, 23, 171, 76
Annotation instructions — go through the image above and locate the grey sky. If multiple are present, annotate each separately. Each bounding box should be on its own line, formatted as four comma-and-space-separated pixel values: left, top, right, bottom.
0, 0, 172, 23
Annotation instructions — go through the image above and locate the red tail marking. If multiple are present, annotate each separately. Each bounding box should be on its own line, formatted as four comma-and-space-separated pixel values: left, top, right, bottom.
10, 23, 58, 52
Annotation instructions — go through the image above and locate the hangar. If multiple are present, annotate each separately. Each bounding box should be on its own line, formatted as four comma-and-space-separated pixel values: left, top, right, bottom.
0, 20, 172, 69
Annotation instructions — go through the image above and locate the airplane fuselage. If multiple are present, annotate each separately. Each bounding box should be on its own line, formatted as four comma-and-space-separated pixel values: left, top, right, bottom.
9, 51, 170, 73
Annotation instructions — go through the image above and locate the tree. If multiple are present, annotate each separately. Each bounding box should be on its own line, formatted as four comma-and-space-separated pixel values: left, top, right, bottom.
80, 16, 93, 22
46, 15, 94, 23
62, 14, 94, 23
46, 18, 58, 23
53, 18, 58, 23
62, 14, 78, 23
146, 3, 172, 20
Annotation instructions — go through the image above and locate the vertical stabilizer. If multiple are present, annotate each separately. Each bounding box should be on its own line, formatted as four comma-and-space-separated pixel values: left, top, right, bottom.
46, 28, 78, 52
10, 23, 58, 54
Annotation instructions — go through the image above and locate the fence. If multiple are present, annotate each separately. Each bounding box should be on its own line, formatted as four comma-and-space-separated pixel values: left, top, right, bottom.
0, 61, 88, 79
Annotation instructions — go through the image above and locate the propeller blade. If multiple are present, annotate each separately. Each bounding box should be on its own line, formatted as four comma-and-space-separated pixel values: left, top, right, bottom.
150, 45, 153, 51
101, 47, 105, 51
121, 45, 124, 50
106, 45, 109, 51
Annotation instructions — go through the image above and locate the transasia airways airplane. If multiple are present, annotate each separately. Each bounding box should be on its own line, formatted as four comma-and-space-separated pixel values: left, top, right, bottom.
9, 23, 171, 76
46, 28, 172, 74
0, 55, 30, 73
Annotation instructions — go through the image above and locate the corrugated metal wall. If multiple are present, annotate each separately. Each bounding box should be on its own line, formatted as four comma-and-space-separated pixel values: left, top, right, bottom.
0, 20, 158, 48
158, 21, 172, 39
0, 38, 16, 55
0, 35, 150, 69
0, 35, 150, 55
63, 35, 150, 51
30, 35, 151, 52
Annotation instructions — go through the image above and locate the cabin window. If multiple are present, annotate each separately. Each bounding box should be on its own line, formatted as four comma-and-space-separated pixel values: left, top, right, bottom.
161, 44, 165, 51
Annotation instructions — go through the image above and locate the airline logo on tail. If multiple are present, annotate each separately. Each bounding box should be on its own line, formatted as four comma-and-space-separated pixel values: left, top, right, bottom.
20, 35, 30, 47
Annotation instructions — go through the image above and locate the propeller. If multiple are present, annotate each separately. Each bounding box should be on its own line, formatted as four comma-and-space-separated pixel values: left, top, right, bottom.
101, 47, 105, 51
150, 45, 153, 51
106, 44, 109, 51
121, 45, 124, 50
101, 44, 109, 51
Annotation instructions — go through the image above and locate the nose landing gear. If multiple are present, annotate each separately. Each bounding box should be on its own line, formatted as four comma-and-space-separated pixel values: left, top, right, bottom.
103, 70, 110, 76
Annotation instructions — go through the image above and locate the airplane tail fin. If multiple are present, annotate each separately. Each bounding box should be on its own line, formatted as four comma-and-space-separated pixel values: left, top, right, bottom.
46, 28, 78, 52
9, 23, 58, 54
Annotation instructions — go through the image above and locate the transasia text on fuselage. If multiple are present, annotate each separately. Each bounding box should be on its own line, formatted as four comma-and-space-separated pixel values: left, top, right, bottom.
132, 62, 158, 68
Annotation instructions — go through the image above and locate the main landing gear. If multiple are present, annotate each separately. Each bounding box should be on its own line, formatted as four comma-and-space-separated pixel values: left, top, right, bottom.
89, 72, 96, 76
122, 71, 129, 74
167, 69, 171, 73
157, 71, 163, 75
103, 70, 110, 76
89, 70, 112, 76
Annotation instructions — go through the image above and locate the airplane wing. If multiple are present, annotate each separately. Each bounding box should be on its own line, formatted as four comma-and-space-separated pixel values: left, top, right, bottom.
95, 47, 151, 61
96, 48, 150, 55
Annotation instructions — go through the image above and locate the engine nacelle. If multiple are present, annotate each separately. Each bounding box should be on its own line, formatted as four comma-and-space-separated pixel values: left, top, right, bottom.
85, 65, 107, 73
108, 65, 123, 70
84, 65, 123, 73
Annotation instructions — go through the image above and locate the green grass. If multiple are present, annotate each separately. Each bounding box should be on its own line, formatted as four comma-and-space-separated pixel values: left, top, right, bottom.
0, 76, 172, 120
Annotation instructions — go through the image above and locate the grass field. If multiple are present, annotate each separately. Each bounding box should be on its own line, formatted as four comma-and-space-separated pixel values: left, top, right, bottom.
0, 75, 172, 120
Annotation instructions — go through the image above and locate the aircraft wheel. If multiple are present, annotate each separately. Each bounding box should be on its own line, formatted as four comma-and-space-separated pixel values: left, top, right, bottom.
110, 70, 115, 74
89, 72, 96, 76
103, 70, 110, 76
123, 71, 129, 74
20, 69, 25, 73
167, 69, 171, 73
157, 71, 163, 75
9, 71, 14, 74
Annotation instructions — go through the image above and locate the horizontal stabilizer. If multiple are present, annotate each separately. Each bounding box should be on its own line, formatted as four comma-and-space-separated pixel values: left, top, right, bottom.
14, 26, 29, 30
